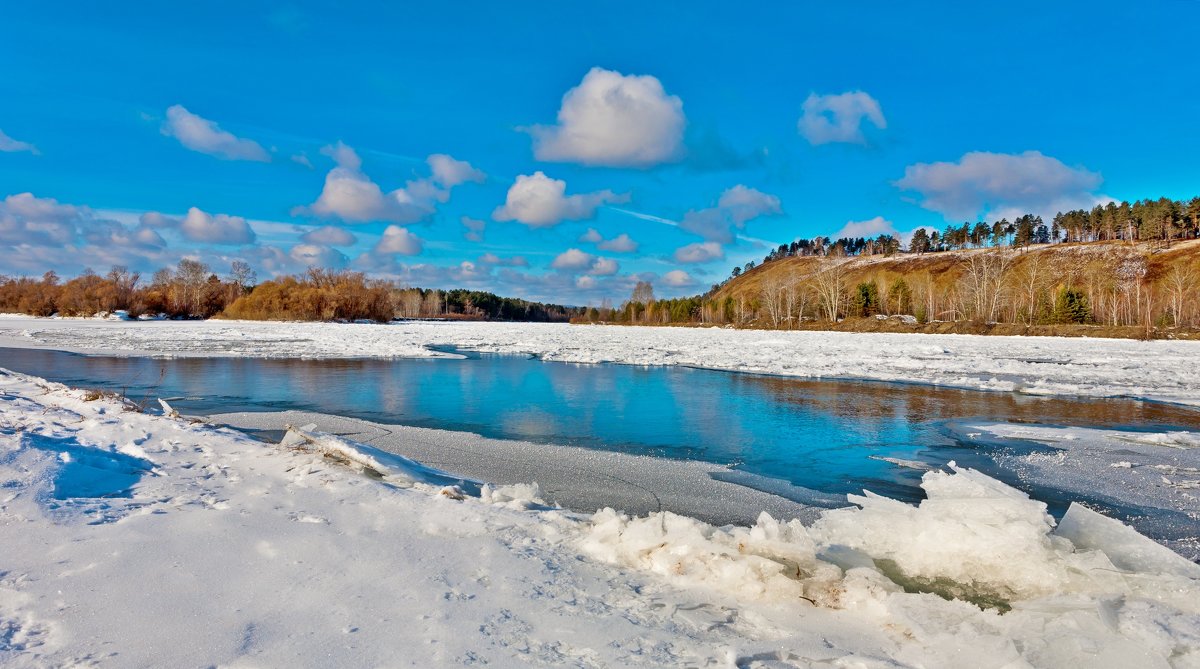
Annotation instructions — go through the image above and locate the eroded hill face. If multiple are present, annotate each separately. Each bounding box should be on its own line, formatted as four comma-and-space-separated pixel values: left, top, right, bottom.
708, 239, 1200, 331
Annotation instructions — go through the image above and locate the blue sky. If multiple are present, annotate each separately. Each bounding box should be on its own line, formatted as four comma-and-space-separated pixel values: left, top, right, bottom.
2, 1, 1198, 304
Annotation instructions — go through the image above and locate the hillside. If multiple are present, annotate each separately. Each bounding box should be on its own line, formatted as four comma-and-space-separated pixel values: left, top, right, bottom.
694, 239, 1200, 337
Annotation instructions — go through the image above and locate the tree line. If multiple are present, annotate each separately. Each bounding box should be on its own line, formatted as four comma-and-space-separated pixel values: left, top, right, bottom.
0, 261, 580, 323
580, 194, 1200, 332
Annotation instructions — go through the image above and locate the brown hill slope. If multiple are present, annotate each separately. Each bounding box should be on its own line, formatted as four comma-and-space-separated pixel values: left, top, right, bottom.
708, 239, 1200, 333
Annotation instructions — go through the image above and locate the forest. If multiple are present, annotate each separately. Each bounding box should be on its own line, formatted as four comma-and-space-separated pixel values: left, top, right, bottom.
0, 262, 581, 323
586, 195, 1200, 333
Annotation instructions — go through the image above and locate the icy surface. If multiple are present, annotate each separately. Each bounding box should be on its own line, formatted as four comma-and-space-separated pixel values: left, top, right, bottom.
3, 369, 1200, 667
959, 422, 1200, 559
2, 316, 1200, 405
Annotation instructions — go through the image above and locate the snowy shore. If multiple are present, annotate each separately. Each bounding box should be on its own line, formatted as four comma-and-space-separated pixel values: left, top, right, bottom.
2, 316, 1200, 405
4, 368, 1200, 667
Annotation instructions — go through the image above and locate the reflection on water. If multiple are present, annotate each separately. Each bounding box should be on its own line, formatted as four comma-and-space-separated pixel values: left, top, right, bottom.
2, 346, 1198, 508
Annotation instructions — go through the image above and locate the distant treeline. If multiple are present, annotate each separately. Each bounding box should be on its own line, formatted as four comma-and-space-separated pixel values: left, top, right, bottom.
0, 262, 580, 323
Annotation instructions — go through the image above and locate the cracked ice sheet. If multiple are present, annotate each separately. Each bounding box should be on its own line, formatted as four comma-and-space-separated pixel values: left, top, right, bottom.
958, 422, 1200, 559
2, 316, 1200, 405
4, 369, 1200, 668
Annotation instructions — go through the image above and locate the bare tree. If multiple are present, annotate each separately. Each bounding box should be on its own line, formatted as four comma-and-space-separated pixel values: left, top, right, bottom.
1011, 253, 1048, 325
1164, 264, 1198, 327
960, 251, 1013, 322
813, 260, 847, 321
760, 277, 785, 327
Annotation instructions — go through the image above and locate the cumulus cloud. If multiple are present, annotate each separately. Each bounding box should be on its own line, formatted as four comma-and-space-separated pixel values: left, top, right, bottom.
289, 243, 348, 268
179, 207, 256, 245
579, 228, 603, 244
373, 224, 423, 256
301, 142, 484, 224
492, 172, 627, 227
529, 67, 686, 167
833, 216, 897, 239
661, 269, 694, 287
830, 216, 935, 249
679, 185, 782, 243
0, 193, 82, 246
673, 241, 724, 264
291, 153, 313, 168
798, 91, 887, 145
161, 105, 270, 161
579, 227, 639, 253
478, 253, 528, 267
894, 150, 1105, 221
0, 128, 39, 155
83, 219, 167, 250
139, 211, 180, 229
300, 225, 356, 246
427, 154, 486, 188
461, 216, 486, 242
550, 248, 594, 271
588, 257, 619, 276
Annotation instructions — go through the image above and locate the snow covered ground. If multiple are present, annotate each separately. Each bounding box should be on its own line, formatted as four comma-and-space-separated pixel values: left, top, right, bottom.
2, 316, 1200, 405
4, 369, 1200, 667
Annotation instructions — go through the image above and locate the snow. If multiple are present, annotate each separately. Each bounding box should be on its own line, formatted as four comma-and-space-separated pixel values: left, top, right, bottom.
2, 316, 1200, 405
4, 369, 1200, 667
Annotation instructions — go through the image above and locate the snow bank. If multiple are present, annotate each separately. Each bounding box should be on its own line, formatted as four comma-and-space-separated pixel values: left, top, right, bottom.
2, 316, 1200, 405
4, 367, 1200, 667
582, 463, 1200, 667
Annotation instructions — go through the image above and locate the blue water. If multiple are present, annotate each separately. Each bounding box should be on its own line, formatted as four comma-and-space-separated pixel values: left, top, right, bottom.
4, 346, 1199, 510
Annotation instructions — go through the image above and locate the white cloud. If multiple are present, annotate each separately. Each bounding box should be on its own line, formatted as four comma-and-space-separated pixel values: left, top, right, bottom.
588, 257, 619, 276
289, 243, 348, 268
291, 153, 313, 168
373, 225, 423, 256
575, 275, 598, 290
180, 207, 256, 245
139, 211, 180, 229
0, 129, 39, 155
83, 219, 167, 250
599, 233, 638, 253
161, 105, 270, 161
798, 91, 887, 145
579, 227, 639, 253
550, 248, 594, 271
529, 67, 686, 167
492, 172, 627, 227
0, 193, 81, 246
478, 253, 528, 267
302, 142, 483, 224
579, 228, 603, 243
673, 241, 724, 264
461, 216, 486, 242
895, 150, 1105, 221
661, 269, 694, 287
300, 225, 356, 246
833, 216, 897, 239
831, 216, 938, 249
680, 185, 782, 243
320, 141, 361, 170
427, 154, 486, 188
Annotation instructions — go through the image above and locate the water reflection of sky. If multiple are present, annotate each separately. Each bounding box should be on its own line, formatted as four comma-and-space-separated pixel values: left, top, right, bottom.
4, 347, 1199, 505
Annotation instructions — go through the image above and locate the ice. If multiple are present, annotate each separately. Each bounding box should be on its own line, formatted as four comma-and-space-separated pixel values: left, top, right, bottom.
3, 363, 1200, 666
1056, 503, 1200, 579
2, 316, 1200, 405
